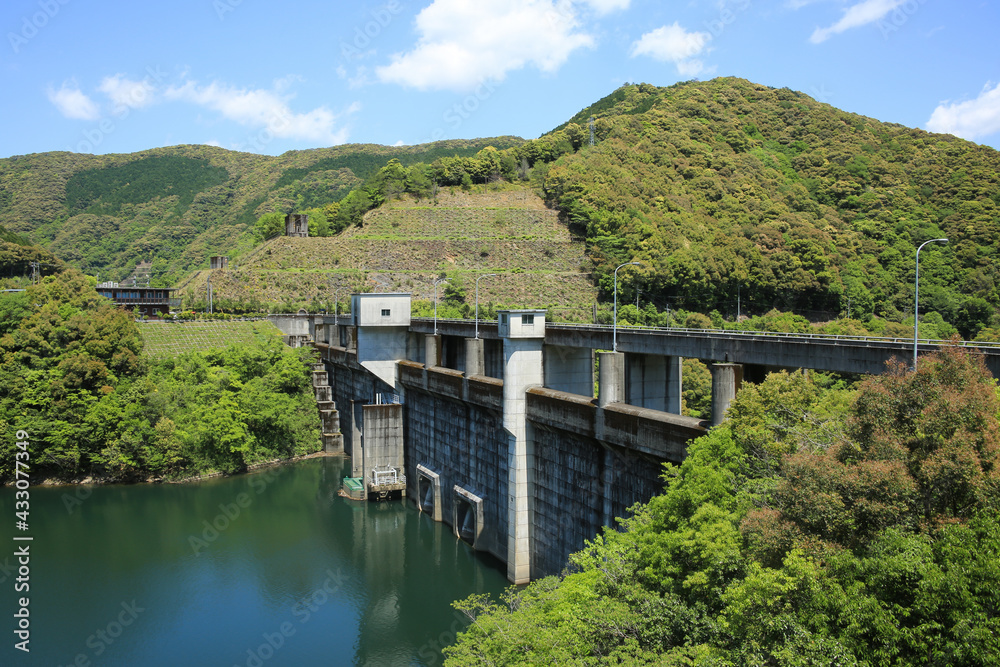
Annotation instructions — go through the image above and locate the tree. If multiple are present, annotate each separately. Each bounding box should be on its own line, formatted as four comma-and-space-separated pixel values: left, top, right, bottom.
252, 212, 285, 242
847, 344, 1000, 522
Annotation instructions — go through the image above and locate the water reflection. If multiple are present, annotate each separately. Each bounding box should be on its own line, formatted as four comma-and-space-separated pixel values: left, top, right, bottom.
0, 457, 507, 666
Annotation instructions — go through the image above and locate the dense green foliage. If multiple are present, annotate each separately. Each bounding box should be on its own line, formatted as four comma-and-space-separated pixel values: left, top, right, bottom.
0, 223, 29, 245
539, 79, 1000, 335
445, 348, 1000, 666
0, 139, 521, 286
0, 270, 320, 481
64, 155, 230, 215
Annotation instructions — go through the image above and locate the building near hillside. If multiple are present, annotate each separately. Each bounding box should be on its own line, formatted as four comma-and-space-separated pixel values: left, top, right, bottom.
96, 282, 180, 318
285, 213, 309, 237
210, 256, 229, 269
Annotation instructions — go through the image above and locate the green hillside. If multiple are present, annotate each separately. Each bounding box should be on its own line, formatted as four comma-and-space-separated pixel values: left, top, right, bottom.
540, 79, 1000, 335
137, 319, 284, 358
3, 77, 1000, 336
0, 138, 523, 286
187, 188, 597, 320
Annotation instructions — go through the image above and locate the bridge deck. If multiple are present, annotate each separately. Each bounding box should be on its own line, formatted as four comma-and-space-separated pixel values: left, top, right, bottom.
410, 318, 1000, 377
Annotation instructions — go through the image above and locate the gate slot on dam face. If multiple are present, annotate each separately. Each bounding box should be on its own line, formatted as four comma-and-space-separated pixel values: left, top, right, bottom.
416, 464, 442, 522
452, 486, 485, 550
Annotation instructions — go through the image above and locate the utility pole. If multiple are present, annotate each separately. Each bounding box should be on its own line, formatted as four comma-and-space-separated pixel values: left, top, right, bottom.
589, 115, 595, 147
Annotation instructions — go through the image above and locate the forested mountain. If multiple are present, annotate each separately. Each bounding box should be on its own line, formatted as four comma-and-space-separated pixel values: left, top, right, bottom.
2, 77, 999, 335
0, 138, 522, 285
541, 79, 1000, 334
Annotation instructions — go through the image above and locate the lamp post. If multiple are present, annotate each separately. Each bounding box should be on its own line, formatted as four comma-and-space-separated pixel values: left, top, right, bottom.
433, 278, 448, 335
914, 237, 948, 370
475, 273, 497, 339
613, 261, 640, 352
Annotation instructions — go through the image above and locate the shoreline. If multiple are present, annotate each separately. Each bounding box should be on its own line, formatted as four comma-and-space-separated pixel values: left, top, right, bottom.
11, 449, 343, 488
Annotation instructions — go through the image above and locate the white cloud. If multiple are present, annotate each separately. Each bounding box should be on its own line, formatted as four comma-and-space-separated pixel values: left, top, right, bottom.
338, 65, 373, 89
809, 0, 904, 44
98, 74, 157, 110
630, 23, 712, 76
376, 0, 595, 91
47, 81, 100, 120
927, 82, 1000, 141
165, 79, 353, 144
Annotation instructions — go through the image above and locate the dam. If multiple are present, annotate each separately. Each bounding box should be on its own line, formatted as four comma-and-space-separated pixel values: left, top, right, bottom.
271, 293, 1000, 584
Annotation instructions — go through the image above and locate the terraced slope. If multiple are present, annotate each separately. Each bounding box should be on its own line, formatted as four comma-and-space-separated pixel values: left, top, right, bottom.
188, 188, 596, 318
138, 320, 283, 358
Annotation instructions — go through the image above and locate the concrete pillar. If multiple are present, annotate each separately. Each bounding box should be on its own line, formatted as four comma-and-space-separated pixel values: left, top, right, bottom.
710, 363, 743, 426
598, 351, 625, 408
425, 334, 441, 368
666, 356, 683, 415
465, 337, 485, 376
499, 310, 546, 584
544, 345, 594, 396
349, 400, 364, 477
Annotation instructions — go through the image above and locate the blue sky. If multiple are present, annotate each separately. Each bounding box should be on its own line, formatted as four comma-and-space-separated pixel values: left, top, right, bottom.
2, 0, 999, 158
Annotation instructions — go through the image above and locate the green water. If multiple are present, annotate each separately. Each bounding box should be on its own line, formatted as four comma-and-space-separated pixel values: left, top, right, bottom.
1, 457, 508, 666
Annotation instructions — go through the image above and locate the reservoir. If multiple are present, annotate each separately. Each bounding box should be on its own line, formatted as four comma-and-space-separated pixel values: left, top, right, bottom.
2, 457, 509, 666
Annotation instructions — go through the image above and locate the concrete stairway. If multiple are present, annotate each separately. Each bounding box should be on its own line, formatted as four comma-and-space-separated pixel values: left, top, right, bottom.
312, 363, 344, 453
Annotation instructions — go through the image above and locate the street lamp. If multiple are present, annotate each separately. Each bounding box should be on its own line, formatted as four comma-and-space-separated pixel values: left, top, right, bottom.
613, 261, 640, 352
433, 278, 448, 335
914, 237, 948, 369
475, 273, 497, 339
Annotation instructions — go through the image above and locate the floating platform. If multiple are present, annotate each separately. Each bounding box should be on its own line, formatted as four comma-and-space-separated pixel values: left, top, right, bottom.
341, 477, 366, 501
